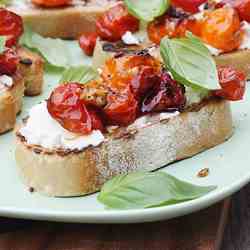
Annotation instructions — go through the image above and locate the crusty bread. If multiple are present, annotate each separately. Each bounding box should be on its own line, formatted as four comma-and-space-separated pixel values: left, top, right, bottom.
215, 49, 250, 78
17, 46, 44, 96
0, 73, 25, 134
8, 1, 119, 39
15, 98, 233, 197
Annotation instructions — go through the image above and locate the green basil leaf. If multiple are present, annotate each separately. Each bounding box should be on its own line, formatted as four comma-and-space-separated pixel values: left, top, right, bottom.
20, 27, 91, 69
98, 171, 216, 209
160, 33, 220, 90
59, 66, 98, 84
0, 37, 6, 54
124, 0, 170, 22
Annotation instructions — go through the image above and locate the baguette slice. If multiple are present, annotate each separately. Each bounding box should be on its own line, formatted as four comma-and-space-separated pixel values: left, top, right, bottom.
0, 73, 25, 134
8, 0, 119, 39
15, 98, 233, 197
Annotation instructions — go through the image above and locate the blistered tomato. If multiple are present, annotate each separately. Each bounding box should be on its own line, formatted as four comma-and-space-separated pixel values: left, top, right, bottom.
104, 87, 138, 126
201, 7, 243, 52
79, 32, 98, 56
147, 15, 179, 44
214, 67, 246, 101
142, 71, 186, 113
0, 8, 23, 47
88, 107, 104, 132
0, 48, 19, 75
31, 0, 71, 7
171, 0, 207, 13
47, 83, 92, 135
96, 3, 139, 42
175, 18, 202, 37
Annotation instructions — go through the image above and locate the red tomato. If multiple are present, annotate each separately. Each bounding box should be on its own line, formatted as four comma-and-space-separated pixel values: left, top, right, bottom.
214, 67, 246, 101
0, 48, 19, 75
78, 32, 98, 56
31, 0, 71, 7
88, 107, 105, 132
201, 7, 243, 52
175, 18, 202, 37
104, 87, 138, 126
171, 0, 207, 13
96, 3, 139, 42
147, 15, 178, 44
0, 8, 23, 47
142, 71, 186, 113
47, 83, 92, 135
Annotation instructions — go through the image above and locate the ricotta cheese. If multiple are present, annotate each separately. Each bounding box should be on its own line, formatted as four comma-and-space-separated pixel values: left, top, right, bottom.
122, 31, 140, 45
19, 102, 104, 151
0, 75, 13, 87
205, 44, 222, 56
240, 21, 250, 50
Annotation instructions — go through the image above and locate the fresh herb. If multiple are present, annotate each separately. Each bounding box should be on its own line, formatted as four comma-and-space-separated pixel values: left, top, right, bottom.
160, 33, 220, 90
98, 171, 216, 209
59, 66, 98, 84
20, 27, 91, 69
0, 37, 6, 54
124, 0, 170, 22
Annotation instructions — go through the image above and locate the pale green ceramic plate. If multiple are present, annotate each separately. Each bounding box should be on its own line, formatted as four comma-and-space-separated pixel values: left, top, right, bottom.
0, 69, 249, 223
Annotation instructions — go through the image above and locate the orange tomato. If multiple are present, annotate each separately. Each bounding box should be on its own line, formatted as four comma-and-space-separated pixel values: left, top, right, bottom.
175, 18, 202, 37
201, 7, 243, 52
31, 0, 71, 7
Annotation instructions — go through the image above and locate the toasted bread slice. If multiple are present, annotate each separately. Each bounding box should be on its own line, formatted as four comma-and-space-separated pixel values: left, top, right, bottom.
8, 1, 119, 39
0, 73, 24, 134
17, 47, 44, 96
15, 98, 233, 197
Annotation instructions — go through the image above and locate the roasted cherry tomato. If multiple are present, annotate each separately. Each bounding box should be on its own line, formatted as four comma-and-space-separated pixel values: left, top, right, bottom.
175, 18, 202, 37
47, 83, 92, 135
79, 32, 98, 56
0, 48, 19, 75
96, 3, 139, 42
31, 0, 71, 7
147, 15, 179, 44
88, 107, 105, 132
142, 71, 186, 113
171, 0, 207, 13
0, 8, 23, 47
104, 87, 138, 126
214, 67, 246, 101
201, 7, 243, 52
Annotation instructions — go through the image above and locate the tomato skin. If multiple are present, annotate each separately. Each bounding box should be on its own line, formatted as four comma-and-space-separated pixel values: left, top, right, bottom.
175, 18, 202, 37
214, 67, 246, 101
31, 0, 71, 7
0, 48, 19, 75
47, 83, 92, 135
78, 32, 98, 56
88, 107, 105, 132
216, 0, 250, 22
104, 87, 138, 126
201, 7, 243, 52
171, 0, 207, 13
96, 3, 139, 42
141, 71, 186, 113
0, 8, 23, 47
147, 15, 178, 44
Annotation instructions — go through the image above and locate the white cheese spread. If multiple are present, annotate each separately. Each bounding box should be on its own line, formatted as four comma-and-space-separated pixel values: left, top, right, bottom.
122, 31, 140, 45
205, 44, 222, 56
19, 102, 104, 151
240, 21, 250, 50
0, 75, 13, 87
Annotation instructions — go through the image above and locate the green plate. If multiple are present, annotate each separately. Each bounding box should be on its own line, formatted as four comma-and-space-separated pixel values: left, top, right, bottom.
0, 69, 249, 223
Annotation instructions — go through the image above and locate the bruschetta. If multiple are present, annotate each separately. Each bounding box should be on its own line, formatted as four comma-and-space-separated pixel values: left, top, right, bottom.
15, 37, 246, 196
0, 8, 44, 134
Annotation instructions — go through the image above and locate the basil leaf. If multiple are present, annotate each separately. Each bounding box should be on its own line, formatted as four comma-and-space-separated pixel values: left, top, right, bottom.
60, 66, 98, 84
160, 33, 220, 90
124, 0, 170, 22
98, 171, 216, 209
20, 27, 91, 69
0, 37, 6, 54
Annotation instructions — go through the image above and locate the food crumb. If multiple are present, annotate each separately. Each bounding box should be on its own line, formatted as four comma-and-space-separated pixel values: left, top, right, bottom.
197, 168, 209, 178
29, 187, 35, 193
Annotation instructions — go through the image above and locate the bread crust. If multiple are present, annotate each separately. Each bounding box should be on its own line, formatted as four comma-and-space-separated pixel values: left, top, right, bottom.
0, 73, 25, 134
15, 98, 233, 197
9, 2, 119, 39
17, 47, 44, 96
